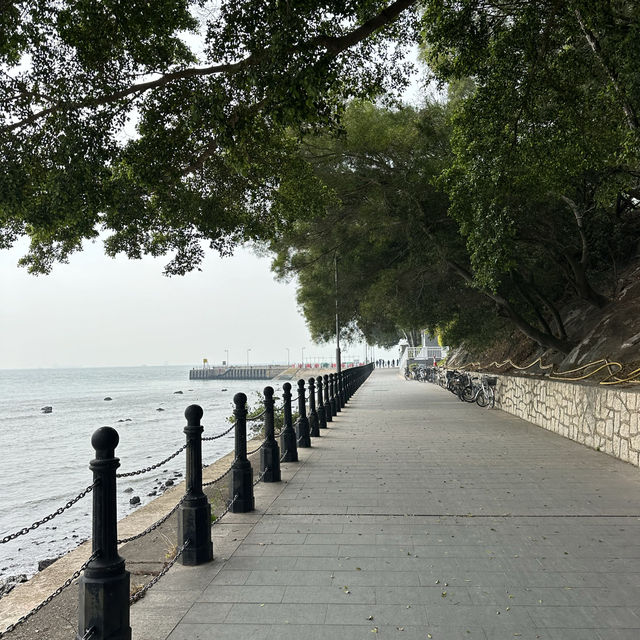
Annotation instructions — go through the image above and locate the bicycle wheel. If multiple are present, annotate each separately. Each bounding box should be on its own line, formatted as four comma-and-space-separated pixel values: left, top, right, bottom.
459, 385, 474, 402
476, 390, 489, 407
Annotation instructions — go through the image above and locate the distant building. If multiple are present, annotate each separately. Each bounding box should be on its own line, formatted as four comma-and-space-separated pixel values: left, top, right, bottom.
398, 330, 447, 368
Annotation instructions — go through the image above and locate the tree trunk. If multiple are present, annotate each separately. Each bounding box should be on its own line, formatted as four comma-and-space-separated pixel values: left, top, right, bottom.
446, 260, 575, 354
564, 253, 609, 308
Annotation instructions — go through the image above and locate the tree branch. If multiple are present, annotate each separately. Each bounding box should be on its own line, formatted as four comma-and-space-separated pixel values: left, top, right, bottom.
575, 9, 639, 131
4, 0, 418, 132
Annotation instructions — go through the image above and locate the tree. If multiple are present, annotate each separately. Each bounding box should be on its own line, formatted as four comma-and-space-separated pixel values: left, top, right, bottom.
1, 0, 420, 274
421, 0, 640, 310
267, 100, 515, 350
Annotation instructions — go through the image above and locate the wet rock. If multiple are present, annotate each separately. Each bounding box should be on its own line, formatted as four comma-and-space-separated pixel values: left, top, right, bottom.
123, 487, 133, 493
104, 397, 112, 401
156, 408, 165, 412
129, 496, 141, 505
38, 558, 58, 572
147, 491, 157, 497
0, 574, 27, 598
165, 479, 174, 487
41, 406, 53, 414
173, 390, 183, 394
125, 418, 132, 422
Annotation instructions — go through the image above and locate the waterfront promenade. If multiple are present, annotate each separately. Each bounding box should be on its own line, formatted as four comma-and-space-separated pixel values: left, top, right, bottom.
131, 368, 640, 639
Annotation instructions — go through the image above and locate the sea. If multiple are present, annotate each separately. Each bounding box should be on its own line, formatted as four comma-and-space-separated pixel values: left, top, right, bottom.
0, 365, 273, 581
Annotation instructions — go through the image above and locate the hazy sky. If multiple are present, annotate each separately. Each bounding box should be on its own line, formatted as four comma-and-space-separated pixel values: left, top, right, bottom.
0, 239, 399, 369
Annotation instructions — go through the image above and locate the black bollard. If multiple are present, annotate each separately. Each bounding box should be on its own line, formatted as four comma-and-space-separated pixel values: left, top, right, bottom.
316, 376, 327, 429
261, 386, 281, 482
280, 382, 299, 462
78, 427, 131, 640
178, 405, 213, 565
308, 377, 320, 437
329, 373, 338, 417
336, 373, 343, 410
323, 374, 333, 422
230, 393, 255, 513
338, 371, 346, 409
296, 379, 311, 447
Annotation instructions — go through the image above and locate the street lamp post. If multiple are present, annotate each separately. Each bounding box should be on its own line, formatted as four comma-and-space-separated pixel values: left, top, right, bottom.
335, 253, 341, 373
286, 348, 290, 366
246, 348, 251, 367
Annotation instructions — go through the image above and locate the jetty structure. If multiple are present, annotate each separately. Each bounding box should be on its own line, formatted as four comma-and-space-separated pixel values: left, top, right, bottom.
189, 365, 289, 380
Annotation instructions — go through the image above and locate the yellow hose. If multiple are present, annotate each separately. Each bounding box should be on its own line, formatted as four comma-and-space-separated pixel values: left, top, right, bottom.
464, 356, 640, 385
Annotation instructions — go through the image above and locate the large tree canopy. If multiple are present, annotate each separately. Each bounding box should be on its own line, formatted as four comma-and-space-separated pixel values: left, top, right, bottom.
1, 0, 419, 274
421, 0, 640, 303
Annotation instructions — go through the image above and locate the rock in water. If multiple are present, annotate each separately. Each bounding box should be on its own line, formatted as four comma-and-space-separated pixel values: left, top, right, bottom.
156, 407, 165, 411
38, 558, 58, 572
41, 406, 53, 413
129, 496, 141, 505
173, 390, 183, 394
104, 397, 112, 401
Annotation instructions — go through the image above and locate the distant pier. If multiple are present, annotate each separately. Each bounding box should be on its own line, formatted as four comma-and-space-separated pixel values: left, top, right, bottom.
189, 365, 289, 380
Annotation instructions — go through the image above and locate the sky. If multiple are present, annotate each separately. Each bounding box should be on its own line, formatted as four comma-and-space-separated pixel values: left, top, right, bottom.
0, 239, 400, 369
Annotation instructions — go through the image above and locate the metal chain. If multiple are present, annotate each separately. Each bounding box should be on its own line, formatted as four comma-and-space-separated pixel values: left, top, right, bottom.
212, 493, 238, 523
130, 539, 190, 604
1, 482, 97, 544
246, 440, 266, 456
253, 468, 268, 486
130, 494, 241, 605
116, 444, 186, 478
202, 423, 235, 441
202, 465, 233, 488
0, 550, 100, 638
117, 495, 186, 545
279, 449, 289, 462
246, 409, 266, 422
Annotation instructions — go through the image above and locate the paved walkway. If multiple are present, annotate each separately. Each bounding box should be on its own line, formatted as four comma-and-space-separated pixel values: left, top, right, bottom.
131, 368, 640, 640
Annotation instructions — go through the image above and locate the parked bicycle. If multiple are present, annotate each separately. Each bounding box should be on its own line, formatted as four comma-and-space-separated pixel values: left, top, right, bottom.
459, 374, 496, 408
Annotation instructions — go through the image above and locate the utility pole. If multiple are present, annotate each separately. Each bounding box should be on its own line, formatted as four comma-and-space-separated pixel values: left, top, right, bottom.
335, 252, 341, 373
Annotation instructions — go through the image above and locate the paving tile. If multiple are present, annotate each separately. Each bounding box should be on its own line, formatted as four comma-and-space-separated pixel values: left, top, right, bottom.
325, 603, 428, 626
198, 585, 285, 603
167, 623, 267, 640
225, 602, 328, 624
180, 602, 233, 623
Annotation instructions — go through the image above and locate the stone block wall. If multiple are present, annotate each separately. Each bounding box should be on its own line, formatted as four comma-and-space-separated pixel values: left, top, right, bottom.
494, 375, 640, 468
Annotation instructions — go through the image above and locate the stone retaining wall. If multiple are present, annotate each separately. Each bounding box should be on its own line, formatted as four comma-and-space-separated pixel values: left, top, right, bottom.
494, 375, 640, 468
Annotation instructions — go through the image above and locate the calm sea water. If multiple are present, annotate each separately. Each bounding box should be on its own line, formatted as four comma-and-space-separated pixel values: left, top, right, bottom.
0, 365, 272, 580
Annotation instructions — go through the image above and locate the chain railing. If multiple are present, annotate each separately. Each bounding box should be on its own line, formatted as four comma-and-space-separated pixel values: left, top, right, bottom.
202, 465, 233, 488
246, 440, 266, 456
0, 550, 100, 638
1, 481, 97, 544
116, 444, 186, 478
117, 495, 187, 545
202, 423, 235, 441
253, 468, 268, 486
0, 364, 376, 639
129, 539, 190, 604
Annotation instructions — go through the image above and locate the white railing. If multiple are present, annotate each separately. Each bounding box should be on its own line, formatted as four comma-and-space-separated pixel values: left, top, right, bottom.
406, 346, 443, 361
